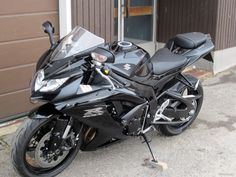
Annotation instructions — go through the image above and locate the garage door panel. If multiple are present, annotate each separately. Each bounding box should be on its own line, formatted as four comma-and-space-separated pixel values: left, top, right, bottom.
0, 37, 50, 69
0, 89, 36, 118
0, 64, 35, 95
0, 0, 57, 15
0, 1, 58, 120
0, 12, 59, 43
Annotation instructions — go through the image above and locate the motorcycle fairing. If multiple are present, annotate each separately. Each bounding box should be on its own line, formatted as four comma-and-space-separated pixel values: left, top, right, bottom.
28, 87, 147, 150
184, 38, 214, 66
28, 103, 60, 119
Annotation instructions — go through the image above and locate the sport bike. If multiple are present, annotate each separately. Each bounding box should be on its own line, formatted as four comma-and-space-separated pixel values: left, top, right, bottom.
11, 21, 214, 177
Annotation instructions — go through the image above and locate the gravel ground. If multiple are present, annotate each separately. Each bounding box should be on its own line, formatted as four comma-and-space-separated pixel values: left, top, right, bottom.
0, 67, 236, 177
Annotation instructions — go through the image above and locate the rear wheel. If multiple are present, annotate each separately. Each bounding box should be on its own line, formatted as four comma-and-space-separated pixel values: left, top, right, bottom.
11, 118, 83, 177
159, 75, 204, 136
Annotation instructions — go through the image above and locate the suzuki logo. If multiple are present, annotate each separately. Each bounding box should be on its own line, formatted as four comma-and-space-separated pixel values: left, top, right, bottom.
83, 107, 104, 118
123, 64, 131, 71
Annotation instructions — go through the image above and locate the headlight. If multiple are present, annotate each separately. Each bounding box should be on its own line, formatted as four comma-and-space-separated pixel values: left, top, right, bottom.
34, 70, 69, 92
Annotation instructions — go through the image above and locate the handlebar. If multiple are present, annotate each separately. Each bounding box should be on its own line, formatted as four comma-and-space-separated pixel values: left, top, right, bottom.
92, 61, 128, 89
95, 67, 115, 90
101, 66, 128, 87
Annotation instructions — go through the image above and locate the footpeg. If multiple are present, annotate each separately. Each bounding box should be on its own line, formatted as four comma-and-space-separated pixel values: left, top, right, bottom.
154, 99, 173, 122
158, 99, 170, 114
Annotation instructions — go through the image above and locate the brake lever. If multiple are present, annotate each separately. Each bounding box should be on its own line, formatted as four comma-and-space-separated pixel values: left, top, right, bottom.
95, 67, 116, 90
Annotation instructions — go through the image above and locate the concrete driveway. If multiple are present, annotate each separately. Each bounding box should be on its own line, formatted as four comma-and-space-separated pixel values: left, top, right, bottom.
0, 68, 236, 177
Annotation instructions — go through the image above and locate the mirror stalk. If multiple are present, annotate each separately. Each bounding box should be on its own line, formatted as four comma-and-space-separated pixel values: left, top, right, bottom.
42, 21, 56, 49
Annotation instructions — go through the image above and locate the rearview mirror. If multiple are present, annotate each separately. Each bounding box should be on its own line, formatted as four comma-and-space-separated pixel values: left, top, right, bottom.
91, 47, 115, 63
42, 21, 55, 48
42, 21, 54, 34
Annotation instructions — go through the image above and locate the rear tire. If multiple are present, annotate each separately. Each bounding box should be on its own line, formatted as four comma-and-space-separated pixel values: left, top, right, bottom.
159, 75, 204, 136
11, 118, 82, 177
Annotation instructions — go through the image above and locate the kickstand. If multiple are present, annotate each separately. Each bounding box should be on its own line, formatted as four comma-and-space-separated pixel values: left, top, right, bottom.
141, 133, 158, 163
140, 133, 168, 170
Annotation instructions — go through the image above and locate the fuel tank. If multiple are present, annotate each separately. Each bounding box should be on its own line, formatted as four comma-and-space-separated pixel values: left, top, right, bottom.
108, 41, 152, 78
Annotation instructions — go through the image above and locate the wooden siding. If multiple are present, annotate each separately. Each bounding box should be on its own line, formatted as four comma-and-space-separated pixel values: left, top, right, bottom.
72, 0, 114, 42
0, 0, 58, 119
157, 0, 218, 46
215, 0, 236, 50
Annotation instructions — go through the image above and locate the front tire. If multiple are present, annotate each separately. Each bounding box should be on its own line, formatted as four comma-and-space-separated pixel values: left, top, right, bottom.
159, 75, 204, 136
11, 118, 82, 177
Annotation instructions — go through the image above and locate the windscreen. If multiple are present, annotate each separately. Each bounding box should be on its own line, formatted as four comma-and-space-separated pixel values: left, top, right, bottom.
51, 26, 105, 60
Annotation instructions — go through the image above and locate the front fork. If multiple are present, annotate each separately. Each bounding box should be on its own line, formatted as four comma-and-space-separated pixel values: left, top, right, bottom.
49, 116, 76, 151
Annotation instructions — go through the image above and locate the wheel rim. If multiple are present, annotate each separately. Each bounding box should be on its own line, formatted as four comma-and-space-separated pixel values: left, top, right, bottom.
169, 87, 201, 128
23, 119, 78, 174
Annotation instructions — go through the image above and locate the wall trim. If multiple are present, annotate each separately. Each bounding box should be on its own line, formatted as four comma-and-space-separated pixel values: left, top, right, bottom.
59, 0, 72, 38
0, 112, 28, 124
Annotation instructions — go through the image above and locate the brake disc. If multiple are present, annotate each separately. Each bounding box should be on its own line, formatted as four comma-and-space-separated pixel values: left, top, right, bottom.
34, 132, 69, 168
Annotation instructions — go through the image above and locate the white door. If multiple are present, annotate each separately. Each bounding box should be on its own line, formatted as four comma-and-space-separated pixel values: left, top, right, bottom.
115, 0, 157, 56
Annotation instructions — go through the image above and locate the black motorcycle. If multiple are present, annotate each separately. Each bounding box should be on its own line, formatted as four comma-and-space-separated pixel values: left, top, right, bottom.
11, 21, 214, 177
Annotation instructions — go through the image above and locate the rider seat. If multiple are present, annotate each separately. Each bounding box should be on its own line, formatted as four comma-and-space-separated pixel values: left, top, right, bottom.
150, 48, 188, 75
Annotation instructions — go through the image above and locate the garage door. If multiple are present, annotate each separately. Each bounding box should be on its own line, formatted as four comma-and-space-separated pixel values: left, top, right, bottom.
0, 0, 59, 121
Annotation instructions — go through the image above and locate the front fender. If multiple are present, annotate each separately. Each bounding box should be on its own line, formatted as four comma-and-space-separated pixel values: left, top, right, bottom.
28, 103, 61, 119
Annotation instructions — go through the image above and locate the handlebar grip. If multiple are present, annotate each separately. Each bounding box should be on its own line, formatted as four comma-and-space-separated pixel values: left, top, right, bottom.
109, 71, 125, 85
102, 66, 127, 86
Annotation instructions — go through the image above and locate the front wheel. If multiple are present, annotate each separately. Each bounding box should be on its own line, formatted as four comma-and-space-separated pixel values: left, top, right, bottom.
159, 75, 204, 136
11, 118, 83, 177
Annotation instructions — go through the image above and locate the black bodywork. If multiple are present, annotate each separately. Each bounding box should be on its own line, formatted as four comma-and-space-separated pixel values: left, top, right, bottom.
29, 31, 214, 151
